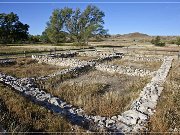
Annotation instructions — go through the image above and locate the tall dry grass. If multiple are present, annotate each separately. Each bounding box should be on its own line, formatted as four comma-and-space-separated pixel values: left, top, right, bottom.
110, 59, 162, 71
0, 58, 63, 78
0, 83, 87, 133
42, 75, 149, 117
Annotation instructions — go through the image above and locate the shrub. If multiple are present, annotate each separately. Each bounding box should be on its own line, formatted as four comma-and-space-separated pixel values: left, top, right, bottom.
168, 40, 176, 44
176, 37, 180, 46
157, 42, 165, 46
151, 36, 165, 46
151, 39, 155, 44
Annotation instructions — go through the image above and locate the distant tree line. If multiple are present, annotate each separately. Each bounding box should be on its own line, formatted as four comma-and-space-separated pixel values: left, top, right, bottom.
151, 36, 180, 47
1, 8, 180, 46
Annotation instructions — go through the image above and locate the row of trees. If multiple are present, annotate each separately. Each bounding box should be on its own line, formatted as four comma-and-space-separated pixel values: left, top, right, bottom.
42, 5, 108, 44
0, 12, 29, 44
0, 5, 108, 45
167, 37, 180, 46
1, 8, 180, 46
151, 36, 180, 46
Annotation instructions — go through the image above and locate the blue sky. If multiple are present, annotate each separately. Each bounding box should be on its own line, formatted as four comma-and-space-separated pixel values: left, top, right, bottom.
1, 0, 180, 36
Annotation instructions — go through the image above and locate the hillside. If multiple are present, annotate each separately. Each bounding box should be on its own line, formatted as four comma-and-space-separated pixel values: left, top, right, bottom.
122, 32, 149, 38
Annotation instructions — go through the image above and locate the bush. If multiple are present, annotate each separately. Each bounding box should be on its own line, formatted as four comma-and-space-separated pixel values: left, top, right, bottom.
151, 39, 155, 44
151, 36, 165, 46
168, 40, 176, 44
156, 42, 165, 46
176, 37, 180, 46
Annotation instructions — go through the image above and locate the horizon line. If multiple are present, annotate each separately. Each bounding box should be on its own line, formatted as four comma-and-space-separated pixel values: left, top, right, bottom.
1, 2, 180, 4
30, 32, 180, 36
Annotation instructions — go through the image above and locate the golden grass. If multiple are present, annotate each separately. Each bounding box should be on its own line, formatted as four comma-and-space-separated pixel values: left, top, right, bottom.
0, 84, 78, 133
148, 60, 180, 132
42, 72, 149, 117
110, 59, 162, 71
0, 45, 91, 55
0, 46, 38, 53
0, 58, 65, 78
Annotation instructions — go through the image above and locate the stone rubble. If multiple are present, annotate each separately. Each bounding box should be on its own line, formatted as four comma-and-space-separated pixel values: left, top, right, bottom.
76, 51, 100, 57
0, 58, 16, 64
32, 52, 123, 67
32, 55, 95, 68
35, 52, 77, 58
96, 63, 155, 77
0, 56, 173, 133
33, 52, 123, 80
124, 55, 163, 62
35, 52, 154, 78
94, 53, 123, 63
78, 51, 123, 57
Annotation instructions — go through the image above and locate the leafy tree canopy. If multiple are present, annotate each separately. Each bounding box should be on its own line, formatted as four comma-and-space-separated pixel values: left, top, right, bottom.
43, 5, 108, 44
0, 12, 29, 44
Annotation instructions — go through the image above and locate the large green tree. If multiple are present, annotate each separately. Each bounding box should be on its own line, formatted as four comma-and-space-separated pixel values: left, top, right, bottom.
79, 5, 107, 44
40, 31, 51, 43
45, 8, 73, 44
44, 5, 108, 44
28, 35, 41, 43
0, 12, 29, 44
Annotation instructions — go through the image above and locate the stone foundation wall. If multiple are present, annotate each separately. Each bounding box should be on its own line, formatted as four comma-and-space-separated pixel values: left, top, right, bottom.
113, 56, 173, 132
48, 52, 77, 58
78, 51, 123, 58
32, 53, 123, 81
124, 55, 163, 62
32, 55, 95, 68
0, 56, 173, 133
32, 53, 123, 70
96, 64, 154, 77
0, 59, 16, 65
34, 52, 77, 58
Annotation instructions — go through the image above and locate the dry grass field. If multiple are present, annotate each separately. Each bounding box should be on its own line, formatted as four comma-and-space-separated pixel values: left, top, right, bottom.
0, 58, 65, 78
41, 70, 149, 117
0, 37, 180, 133
0, 45, 91, 59
0, 83, 84, 133
109, 58, 162, 71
